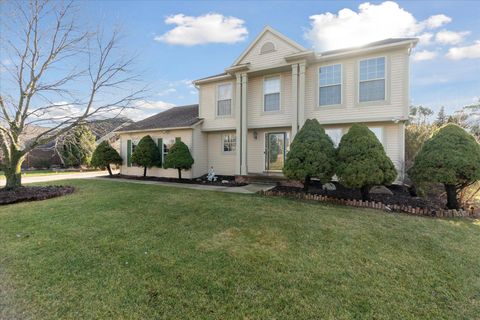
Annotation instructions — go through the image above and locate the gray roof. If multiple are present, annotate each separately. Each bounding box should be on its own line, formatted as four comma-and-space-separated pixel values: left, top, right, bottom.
320, 38, 418, 56
120, 104, 200, 132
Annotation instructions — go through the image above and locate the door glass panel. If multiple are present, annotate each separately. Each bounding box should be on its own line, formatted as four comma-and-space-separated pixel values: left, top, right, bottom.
265, 133, 286, 171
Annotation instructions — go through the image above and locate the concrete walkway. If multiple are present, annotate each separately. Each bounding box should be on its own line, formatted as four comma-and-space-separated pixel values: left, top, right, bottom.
0, 171, 110, 187
94, 177, 275, 194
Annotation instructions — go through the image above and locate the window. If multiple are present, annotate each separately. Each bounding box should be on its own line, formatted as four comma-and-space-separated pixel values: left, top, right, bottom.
325, 128, 343, 147
217, 83, 232, 116
163, 138, 175, 159
319, 64, 342, 106
359, 57, 385, 102
260, 42, 275, 54
264, 76, 280, 112
222, 134, 236, 153
368, 126, 384, 145
131, 141, 137, 166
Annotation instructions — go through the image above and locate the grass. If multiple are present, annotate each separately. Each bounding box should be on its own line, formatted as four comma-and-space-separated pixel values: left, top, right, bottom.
0, 179, 479, 319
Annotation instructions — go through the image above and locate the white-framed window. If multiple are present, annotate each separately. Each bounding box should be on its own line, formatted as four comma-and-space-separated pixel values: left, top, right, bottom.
222, 133, 236, 153
368, 126, 384, 145
319, 64, 342, 106
359, 57, 385, 102
130, 141, 138, 166
260, 42, 275, 54
263, 76, 281, 112
163, 138, 175, 159
217, 83, 232, 116
325, 128, 343, 147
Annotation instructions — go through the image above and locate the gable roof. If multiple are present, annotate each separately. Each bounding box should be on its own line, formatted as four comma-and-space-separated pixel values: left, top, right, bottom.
231, 26, 307, 66
118, 104, 201, 132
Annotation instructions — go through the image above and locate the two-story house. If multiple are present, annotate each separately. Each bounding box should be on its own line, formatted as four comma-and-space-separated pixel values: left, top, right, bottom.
117, 26, 418, 181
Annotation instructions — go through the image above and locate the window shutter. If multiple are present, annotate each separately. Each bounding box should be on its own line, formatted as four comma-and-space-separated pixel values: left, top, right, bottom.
157, 138, 163, 166
127, 140, 132, 167
175, 137, 181, 142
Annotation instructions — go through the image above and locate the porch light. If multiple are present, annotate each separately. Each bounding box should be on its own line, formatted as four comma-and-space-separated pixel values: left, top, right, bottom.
253, 130, 258, 139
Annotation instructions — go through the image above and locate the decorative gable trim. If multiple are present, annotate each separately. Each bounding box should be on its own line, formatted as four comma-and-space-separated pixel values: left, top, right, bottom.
231, 26, 307, 66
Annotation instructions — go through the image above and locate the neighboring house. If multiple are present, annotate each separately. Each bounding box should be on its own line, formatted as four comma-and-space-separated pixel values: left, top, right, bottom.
118, 26, 418, 181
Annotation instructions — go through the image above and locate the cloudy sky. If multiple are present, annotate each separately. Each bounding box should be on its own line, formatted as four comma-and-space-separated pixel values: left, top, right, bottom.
3, 1, 479, 121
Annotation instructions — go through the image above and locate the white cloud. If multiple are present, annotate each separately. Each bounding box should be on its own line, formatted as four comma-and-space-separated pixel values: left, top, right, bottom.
417, 32, 434, 46
121, 100, 175, 121
412, 49, 437, 61
304, 1, 454, 51
155, 13, 248, 46
435, 30, 470, 45
446, 41, 480, 60
157, 88, 176, 96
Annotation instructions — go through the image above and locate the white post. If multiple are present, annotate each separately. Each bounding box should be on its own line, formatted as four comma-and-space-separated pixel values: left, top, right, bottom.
241, 73, 248, 175
291, 64, 299, 139
235, 73, 242, 175
298, 62, 306, 128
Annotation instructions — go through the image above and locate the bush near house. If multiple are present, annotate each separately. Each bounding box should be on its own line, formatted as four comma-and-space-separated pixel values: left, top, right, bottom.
163, 140, 194, 179
131, 135, 161, 177
283, 119, 336, 191
409, 124, 480, 209
91, 141, 123, 176
336, 124, 397, 201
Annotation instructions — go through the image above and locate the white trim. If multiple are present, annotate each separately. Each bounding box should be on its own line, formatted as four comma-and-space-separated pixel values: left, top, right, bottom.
262, 74, 282, 113
357, 55, 387, 104
232, 26, 307, 66
221, 133, 237, 155
317, 63, 343, 107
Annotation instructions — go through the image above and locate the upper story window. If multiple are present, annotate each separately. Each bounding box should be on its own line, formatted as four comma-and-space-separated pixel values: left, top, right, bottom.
359, 57, 385, 102
264, 76, 281, 112
260, 42, 275, 54
217, 83, 232, 116
222, 133, 236, 153
319, 64, 342, 106
325, 128, 343, 147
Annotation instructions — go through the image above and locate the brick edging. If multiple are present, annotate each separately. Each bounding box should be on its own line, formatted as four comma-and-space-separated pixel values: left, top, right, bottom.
259, 190, 475, 218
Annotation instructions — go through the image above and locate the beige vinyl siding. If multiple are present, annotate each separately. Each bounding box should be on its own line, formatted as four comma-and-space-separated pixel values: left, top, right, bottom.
305, 48, 410, 124
199, 81, 237, 131
207, 131, 236, 175
247, 72, 293, 128
191, 126, 208, 178
237, 31, 301, 69
119, 129, 195, 179
247, 127, 291, 174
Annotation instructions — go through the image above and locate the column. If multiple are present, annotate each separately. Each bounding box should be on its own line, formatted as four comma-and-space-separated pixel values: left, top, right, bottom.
291, 64, 299, 139
241, 73, 248, 175
235, 73, 242, 175
298, 62, 306, 128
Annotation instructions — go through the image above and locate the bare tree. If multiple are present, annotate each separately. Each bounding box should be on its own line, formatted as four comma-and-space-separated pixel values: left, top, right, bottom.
0, 0, 145, 189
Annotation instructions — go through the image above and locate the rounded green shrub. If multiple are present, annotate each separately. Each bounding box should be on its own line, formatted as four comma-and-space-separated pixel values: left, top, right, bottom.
283, 119, 336, 191
91, 141, 123, 176
409, 123, 480, 209
131, 135, 161, 177
164, 140, 194, 179
336, 124, 397, 200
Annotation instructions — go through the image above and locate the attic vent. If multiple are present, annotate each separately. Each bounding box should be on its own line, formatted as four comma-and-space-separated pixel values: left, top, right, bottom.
260, 42, 275, 54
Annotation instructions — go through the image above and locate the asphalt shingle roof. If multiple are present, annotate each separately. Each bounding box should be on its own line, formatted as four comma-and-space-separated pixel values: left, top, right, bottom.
120, 104, 200, 132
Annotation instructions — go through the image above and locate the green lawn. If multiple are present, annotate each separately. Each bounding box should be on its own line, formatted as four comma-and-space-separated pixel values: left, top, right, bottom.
0, 179, 479, 319
0, 170, 86, 179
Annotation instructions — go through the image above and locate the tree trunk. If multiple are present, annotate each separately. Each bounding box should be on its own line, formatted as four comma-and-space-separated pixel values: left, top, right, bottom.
360, 185, 371, 201
143, 166, 147, 177
3, 153, 25, 190
304, 176, 311, 192
445, 183, 459, 209
178, 168, 182, 180
107, 164, 112, 176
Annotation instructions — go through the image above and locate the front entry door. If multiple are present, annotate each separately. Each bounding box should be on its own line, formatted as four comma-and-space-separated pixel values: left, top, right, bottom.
265, 132, 287, 171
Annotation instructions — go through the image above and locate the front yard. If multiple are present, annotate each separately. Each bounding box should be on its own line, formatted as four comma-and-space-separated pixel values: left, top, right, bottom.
0, 179, 479, 319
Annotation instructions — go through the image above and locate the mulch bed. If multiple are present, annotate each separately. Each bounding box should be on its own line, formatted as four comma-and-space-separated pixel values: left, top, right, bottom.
272, 181, 437, 209
0, 186, 75, 205
107, 174, 247, 187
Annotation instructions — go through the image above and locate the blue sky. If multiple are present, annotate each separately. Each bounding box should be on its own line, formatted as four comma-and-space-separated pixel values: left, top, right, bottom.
2, 1, 480, 121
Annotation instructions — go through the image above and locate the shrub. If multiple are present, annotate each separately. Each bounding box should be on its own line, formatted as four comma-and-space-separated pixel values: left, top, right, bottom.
163, 140, 194, 179
283, 119, 336, 191
336, 124, 397, 201
409, 124, 480, 209
131, 135, 161, 177
91, 141, 123, 176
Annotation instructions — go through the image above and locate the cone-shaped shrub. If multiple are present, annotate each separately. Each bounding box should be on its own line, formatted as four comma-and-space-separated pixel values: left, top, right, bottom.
164, 140, 194, 179
283, 119, 336, 191
91, 141, 123, 176
131, 135, 160, 177
336, 124, 397, 200
409, 123, 480, 209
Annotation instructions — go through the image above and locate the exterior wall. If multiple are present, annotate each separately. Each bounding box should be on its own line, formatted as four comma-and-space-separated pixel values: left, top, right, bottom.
199, 80, 237, 131
247, 127, 291, 174
119, 128, 197, 179
207, 131, 236, 175
247, 72, 293, 128
191, 127, 208, 178
305, 47, 410, 124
